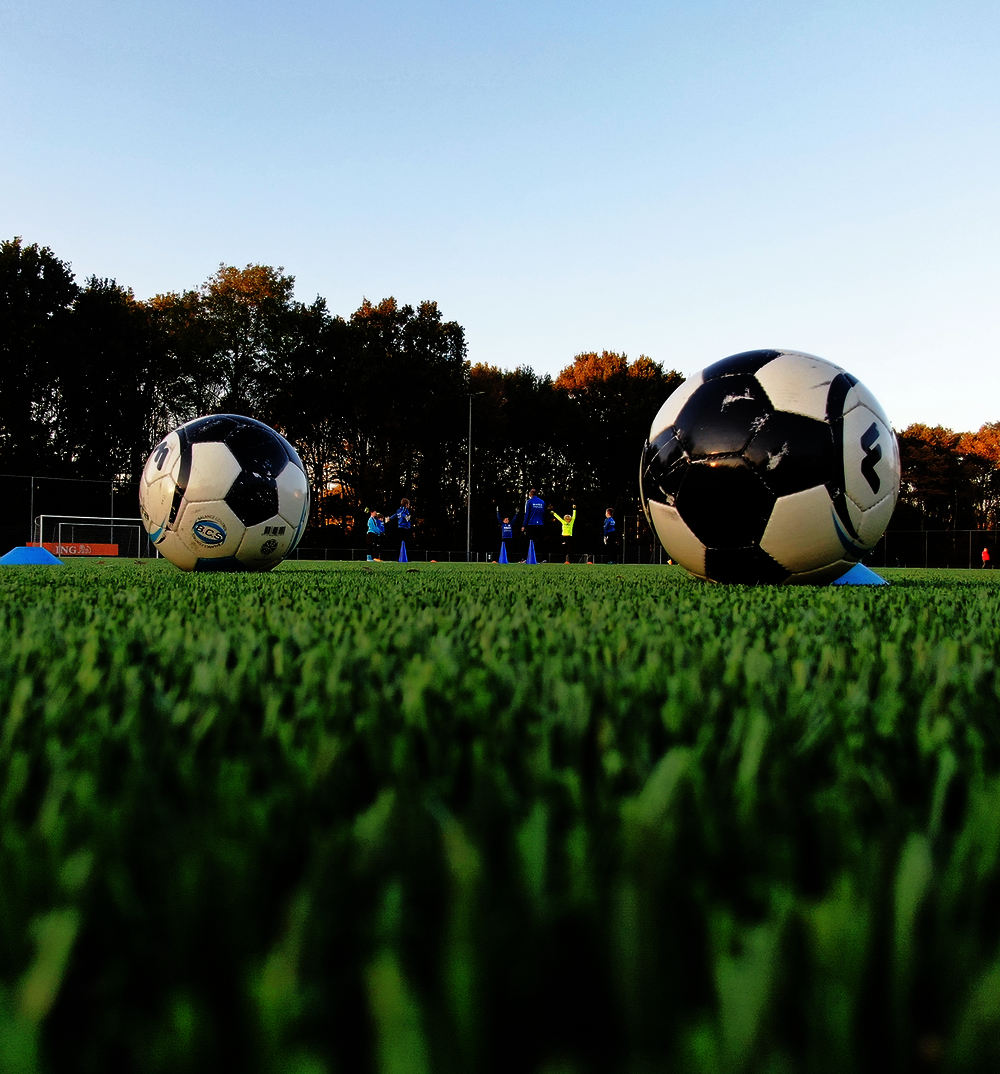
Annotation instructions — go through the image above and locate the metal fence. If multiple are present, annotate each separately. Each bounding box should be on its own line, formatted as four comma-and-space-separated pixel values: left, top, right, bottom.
288, 547, 601, 564
621, 514, 669, 564
0, 474, 136, 557
6, 473, 999, 569
619, 525, 1000, 571
867, 530, 1000, 570
116, 531, 1000, 569
296, 533, 1000, 569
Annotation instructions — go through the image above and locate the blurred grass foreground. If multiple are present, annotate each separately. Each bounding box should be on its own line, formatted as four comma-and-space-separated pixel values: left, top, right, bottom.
3, 560, 1000, 1072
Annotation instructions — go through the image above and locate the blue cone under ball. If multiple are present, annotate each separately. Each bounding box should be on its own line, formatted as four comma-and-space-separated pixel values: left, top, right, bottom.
499, 542, 508, 564
399, 541, 408, 564
0, 546, 64, 566
832, 563, 887, 586
526, 540, 537, 565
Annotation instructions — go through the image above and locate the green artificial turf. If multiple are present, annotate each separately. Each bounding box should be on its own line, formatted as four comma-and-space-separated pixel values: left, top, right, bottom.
2, 560, 1000, 1072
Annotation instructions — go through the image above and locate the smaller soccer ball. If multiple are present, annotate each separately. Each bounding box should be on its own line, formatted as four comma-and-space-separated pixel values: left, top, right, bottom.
640, 350, 900, 584
139, 414, 310, 572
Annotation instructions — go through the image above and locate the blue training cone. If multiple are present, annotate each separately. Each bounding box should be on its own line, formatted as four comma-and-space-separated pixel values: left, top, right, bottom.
832, 562, 887, 586
0, 546, 63, 566
399, 541, 408, 563
499, 542, 508, 564
526, 540, 537, 565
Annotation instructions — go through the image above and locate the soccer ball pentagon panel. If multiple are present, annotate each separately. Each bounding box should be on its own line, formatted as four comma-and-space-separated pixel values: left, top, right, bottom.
139, 414, 310, 572
639, 350, 900, 584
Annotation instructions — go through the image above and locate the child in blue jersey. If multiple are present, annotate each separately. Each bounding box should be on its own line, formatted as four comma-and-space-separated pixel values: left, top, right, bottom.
365, 509, 385, 561
521, 489, 547, 559
392, 498, 412, 553
496, 506, 520, 558
603, 508, 617, 564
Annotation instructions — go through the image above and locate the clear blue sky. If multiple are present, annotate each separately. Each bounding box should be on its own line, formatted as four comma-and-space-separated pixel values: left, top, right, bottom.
3, 0, 997, 432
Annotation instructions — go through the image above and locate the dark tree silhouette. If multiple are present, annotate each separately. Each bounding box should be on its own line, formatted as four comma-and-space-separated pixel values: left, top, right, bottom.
0, 237, 79, 472
60, 277, 166, 484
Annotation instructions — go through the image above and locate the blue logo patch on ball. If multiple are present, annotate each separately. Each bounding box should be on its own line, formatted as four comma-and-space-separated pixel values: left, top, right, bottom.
192, 519, 227, 546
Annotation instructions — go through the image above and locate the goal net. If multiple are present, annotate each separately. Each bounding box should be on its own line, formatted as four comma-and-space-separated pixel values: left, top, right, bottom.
34, 515, 158, 558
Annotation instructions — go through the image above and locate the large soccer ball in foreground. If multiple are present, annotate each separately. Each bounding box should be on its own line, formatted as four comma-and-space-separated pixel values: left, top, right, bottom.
139, 414, 309, 571
640, 350, 900, 584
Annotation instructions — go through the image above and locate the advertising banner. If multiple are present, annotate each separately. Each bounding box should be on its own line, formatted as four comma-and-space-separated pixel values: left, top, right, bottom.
28, 542, 119, 557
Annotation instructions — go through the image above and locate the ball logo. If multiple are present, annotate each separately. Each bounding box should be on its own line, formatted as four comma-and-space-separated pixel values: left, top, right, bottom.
860, 423, 882, 493
261, 539, 278, 555
192, 519, 227, 546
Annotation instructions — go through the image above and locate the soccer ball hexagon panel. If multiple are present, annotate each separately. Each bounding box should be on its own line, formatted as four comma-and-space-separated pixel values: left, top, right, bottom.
640, 350, 900, 585
139, 414, 310, 572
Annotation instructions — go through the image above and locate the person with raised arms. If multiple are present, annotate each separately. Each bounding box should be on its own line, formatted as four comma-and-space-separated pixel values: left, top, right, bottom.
550, 504, 577, 563
496, 505, 520, 560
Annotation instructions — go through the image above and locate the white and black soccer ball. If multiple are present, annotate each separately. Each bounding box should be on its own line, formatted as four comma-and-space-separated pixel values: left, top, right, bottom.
139, 414, 310, 572
640, 350, 900, 584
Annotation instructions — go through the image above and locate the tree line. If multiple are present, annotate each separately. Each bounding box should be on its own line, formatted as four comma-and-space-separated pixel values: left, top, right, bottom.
0, 237, 686, 549
4, 236, 1000, 549
895, 423, 1000, 531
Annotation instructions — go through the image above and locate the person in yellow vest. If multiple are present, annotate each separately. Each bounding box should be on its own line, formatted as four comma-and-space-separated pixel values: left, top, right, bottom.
550, 505, 576, 563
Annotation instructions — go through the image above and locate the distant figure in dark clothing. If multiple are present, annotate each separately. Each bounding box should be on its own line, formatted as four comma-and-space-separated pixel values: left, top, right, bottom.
521, 489, 547, 559
603, 508, 618, 564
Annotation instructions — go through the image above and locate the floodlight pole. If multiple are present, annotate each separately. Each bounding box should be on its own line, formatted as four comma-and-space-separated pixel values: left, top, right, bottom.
466, 392, 484, 561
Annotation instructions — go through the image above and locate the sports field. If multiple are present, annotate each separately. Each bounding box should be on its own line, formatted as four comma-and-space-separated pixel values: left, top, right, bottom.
2, 560, 1000, 1072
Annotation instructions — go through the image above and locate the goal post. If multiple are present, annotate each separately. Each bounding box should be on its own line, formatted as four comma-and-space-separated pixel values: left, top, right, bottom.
32, 515, 159, 558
